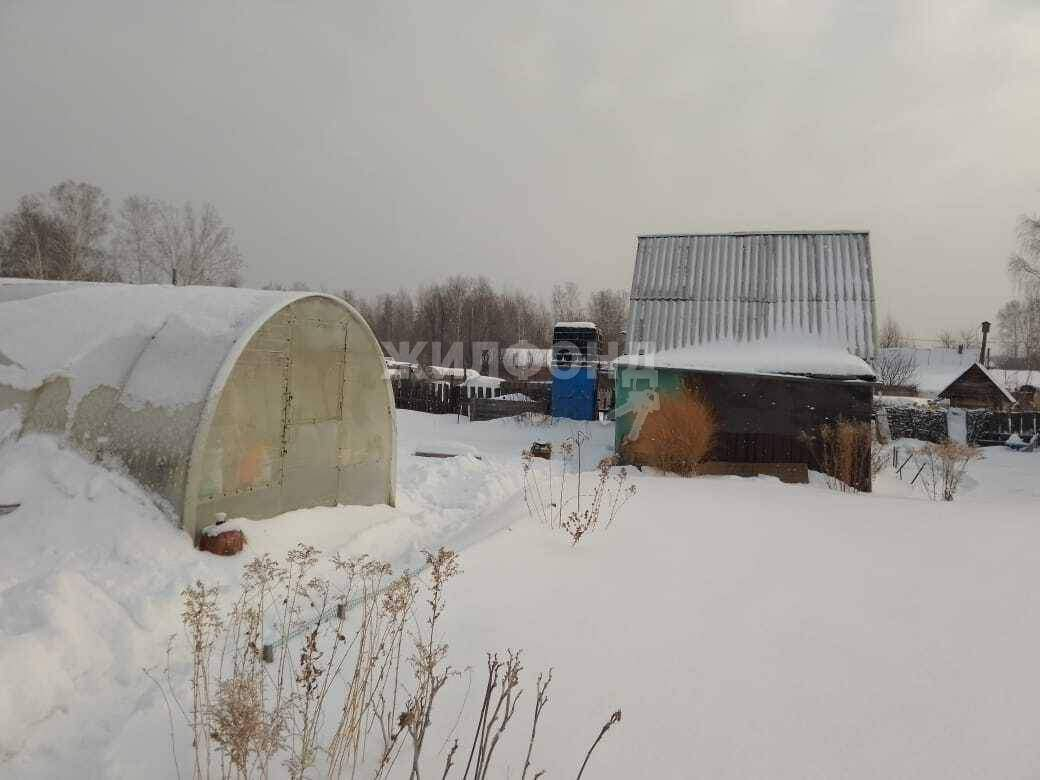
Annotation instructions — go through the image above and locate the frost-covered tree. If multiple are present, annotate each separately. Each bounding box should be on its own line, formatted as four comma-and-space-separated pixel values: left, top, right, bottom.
150, 201, 243, 286
587, 288, 628, 351
111, 195, 160, 284
996, 296, 1040, 366
0, 182, 115, 281
871, 349, 917, 386
48, 180, 113, 277
879, 315, 911, 348
1009, 214, 1040, 295
551, 281, 585, 324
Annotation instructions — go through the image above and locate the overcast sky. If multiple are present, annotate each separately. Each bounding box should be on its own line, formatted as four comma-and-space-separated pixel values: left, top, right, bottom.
1, 0, 1038, 339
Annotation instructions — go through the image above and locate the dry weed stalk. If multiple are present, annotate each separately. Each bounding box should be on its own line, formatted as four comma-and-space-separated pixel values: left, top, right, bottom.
576, 709, 623, 780
914, 439, 984, 501
461, 651, 524, 780
521, 669, 552, 780
803, 419, 872, 492
404, 548, 460, 779
870, 442, 888, 479
523, 431, 637, 545
621, 383, 715, 476
162, 545, 622, 779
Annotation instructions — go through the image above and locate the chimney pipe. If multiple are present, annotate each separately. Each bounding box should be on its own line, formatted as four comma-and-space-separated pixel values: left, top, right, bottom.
979, 321, 991, 365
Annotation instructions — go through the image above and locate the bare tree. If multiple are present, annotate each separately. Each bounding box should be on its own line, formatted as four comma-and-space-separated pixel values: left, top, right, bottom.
111, 195, 160, 283
956, 326, 980, 350
151, 201, 243, 286
936, 329, 957, 349
879, 315, 910, 348
0, 196, 66, 279
871, 348, 918, 387
551, 282, 585, 324
1009, 214, 1040, 294
0, 184, 114, 281
587, 289, 628, 352
996, 296, 1040, 368
48, 180, 113, 277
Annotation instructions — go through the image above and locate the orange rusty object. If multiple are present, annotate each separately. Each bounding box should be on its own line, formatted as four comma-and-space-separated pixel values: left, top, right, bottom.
199, 528, 246, 556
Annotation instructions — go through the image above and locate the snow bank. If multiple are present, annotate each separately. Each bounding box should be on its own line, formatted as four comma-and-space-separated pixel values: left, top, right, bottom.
7, 410, 1040, 778
617, 333, 874, 378
0, 412, 613, 775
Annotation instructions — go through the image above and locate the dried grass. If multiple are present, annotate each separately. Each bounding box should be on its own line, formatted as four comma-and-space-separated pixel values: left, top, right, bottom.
522, 432, 636, 545
155, 545, 622, 778
621, 385, 716, 477
914, 439, 984, 501
803, 419, 872, 492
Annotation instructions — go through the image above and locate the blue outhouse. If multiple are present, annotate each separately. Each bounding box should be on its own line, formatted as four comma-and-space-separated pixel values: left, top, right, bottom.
551, 322, 599, 420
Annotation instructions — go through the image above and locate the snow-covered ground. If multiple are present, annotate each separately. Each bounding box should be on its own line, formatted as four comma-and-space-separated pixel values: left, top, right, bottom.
2, 411, 1040, 777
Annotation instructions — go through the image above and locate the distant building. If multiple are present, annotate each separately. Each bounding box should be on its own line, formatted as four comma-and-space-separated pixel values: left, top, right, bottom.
936, 364, 1016, 411
616, 231, 878, 489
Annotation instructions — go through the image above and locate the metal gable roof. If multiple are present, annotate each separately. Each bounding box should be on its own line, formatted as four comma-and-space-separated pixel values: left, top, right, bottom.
625, 231, 879, 358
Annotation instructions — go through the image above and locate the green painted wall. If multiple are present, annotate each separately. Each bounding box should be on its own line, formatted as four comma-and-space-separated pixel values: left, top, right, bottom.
614, 364, 685, 452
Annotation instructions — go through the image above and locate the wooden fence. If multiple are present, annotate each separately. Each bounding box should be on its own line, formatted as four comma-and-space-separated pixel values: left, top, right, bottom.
391, 379, 551, 416
468, 397, 548, 422
883, 405, 1040, 445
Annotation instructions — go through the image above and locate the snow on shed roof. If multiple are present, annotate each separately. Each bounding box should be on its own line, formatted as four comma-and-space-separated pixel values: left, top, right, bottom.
626, 231, 878, 359
615, 333, 875, 380
878, 347, 976, 396
554, 321, 597, 329
0, 279, 309, 412
936, 363, 1017, 405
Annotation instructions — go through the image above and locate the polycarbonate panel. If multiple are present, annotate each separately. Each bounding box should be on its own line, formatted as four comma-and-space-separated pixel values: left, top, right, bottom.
197, 324, 289, 502
191, 294, 394, 533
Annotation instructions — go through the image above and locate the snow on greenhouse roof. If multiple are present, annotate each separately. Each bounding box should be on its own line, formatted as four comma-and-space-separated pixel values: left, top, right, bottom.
0, 279, 308, 411
615, 333, 875, 380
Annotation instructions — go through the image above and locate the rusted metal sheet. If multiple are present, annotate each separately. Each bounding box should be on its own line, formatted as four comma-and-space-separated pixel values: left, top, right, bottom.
627, 231, 878, 358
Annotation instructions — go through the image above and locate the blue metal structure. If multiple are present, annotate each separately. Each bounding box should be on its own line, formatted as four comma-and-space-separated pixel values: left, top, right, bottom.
551, 322, 599, 421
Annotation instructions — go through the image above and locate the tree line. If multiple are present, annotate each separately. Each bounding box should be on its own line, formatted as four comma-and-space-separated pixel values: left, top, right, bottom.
1, 181, 630, 369
265, 277, 630, 368
0, 180, 243, 286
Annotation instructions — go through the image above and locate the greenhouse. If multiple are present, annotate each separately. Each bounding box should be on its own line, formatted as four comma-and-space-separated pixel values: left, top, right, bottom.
0, 280, 396, 539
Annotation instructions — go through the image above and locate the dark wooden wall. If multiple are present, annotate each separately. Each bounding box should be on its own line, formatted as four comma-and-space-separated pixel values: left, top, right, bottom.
937, 365, 1012, 410
681, 369, 874, 487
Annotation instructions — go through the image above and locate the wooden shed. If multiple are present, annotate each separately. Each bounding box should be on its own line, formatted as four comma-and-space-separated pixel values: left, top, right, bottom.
615, 343, 876, 489
936, 363, 1016, 410
616, 230, 879, 490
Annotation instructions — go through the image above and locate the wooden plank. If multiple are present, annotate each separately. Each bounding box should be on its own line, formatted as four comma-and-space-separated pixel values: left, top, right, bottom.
695, 462, 809, 484
468, 398, 549, 422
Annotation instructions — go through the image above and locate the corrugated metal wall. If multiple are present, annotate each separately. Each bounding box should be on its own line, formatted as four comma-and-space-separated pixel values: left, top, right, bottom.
626, 232, 878, 358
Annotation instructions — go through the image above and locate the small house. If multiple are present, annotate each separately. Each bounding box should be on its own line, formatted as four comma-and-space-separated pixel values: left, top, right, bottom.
617, 230, 878, 489
936, 363, 1016, 410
